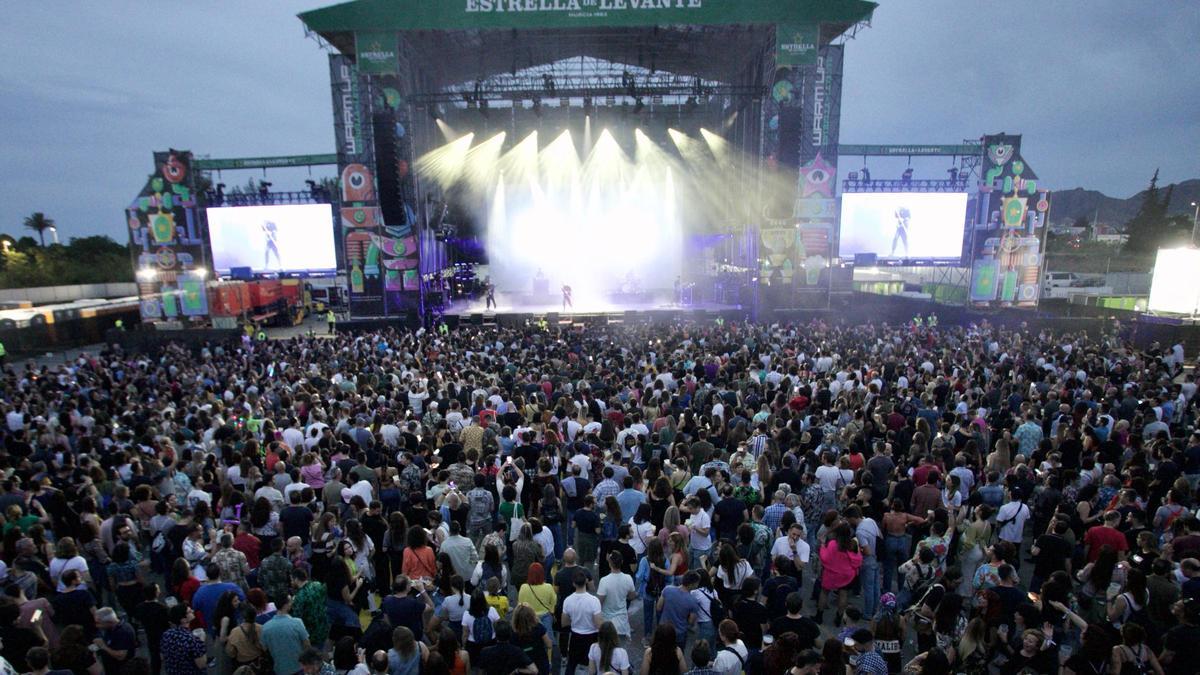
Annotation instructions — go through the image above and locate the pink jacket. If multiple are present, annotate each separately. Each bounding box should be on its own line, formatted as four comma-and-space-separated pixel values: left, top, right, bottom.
818, 539, 863, 590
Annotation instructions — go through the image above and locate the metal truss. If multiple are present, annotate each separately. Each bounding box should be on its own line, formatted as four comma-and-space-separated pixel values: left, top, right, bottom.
410, 56, 765, 105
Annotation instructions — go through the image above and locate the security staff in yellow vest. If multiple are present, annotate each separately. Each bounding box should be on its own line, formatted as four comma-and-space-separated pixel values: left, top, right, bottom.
327, 309, 336, 334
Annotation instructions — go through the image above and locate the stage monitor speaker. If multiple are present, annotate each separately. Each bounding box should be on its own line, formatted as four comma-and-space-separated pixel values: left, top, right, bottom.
230, 266, 252, 280
470, 313, 483, 325
853, 253, 877, 266
372, 110, 406, 228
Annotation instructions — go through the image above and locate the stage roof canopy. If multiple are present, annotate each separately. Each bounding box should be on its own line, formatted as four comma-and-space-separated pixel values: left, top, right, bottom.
300, 0, 874, 91
299, 0, 876, 34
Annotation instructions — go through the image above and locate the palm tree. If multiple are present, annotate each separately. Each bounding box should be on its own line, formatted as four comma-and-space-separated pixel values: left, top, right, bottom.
22, 212, 54, 246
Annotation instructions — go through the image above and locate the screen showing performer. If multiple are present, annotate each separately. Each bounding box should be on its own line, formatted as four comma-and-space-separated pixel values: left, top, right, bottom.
838, 192, 968, 261
207, 204, 336, 275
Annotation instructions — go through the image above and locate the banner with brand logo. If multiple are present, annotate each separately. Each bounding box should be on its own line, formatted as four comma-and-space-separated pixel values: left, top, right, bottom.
356, 31, 399, 74
775, 23, 818, 66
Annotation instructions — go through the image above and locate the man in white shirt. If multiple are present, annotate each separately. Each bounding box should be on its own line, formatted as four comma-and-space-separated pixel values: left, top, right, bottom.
280, 420, 305, 450
685, 496, 713, 571
995, 488, 1031, 559
595, 551, 637, 638
847, 506, 882, 618
562, 570, 603, 675
770, 522, 810, 578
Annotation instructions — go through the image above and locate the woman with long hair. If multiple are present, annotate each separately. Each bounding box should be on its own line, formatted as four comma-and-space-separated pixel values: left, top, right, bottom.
1077, 544, 1122, 623
629, 503, 655, 558
169, 556, 201, 606
816, 523, 862, 625
344, 518, 375, 590
51, 624, 102, 675
462, 590, 499, 666
1108, 568, 1149, 630
517, 563, 557, 640
639, 624, 684, 675
225, 604, 268, 671
649, 477, 674, 530
588, 621, 630, 675
662, 532, 688, 583
955, 617, 991, 675
512, 523, 542, 588
512, 603, 553, 675
817, 637, 844, 675
212, 590, 242, 675
434, 626, 470, 675
762, 632, 801, 675
249, 496, 279, 549
658, 506, 688, 545
637, 538, 668, 637
387, 625, 428, 675
713, 542, 753, 606
472, 543, 509, 591
327, 539, 368, 639
402, 525, 438, 582
1061, 621, 1118, 675
310, 511, 339, 580
433, 575, 469, 638
381, 511, 409, 594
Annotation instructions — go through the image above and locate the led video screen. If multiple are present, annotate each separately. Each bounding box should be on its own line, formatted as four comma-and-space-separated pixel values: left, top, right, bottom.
838, 192, 969, 261
207, 204, 336, 276
1148, 247, 1200, 314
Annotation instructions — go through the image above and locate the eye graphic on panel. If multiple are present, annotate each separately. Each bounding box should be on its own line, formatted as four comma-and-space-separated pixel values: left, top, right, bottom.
341, 163, 375, 202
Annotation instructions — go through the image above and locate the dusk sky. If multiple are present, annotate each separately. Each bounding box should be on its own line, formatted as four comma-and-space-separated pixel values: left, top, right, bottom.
1, 1, 1197, 242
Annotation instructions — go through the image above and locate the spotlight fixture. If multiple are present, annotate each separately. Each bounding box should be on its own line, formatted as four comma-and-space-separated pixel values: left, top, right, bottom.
428, 104, 443, 121
583, 96, 594, 114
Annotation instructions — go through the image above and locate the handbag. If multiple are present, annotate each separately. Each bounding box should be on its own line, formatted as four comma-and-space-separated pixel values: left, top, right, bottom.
508, 502, 526, 542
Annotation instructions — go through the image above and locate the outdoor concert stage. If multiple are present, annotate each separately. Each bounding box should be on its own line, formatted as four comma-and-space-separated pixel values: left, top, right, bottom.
443, 294, 742, 320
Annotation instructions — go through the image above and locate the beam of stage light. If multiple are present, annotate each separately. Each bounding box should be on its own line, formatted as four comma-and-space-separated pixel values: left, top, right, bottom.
435, 118, 459, 141
582, 128, 630, 188
722, 110, 738, 130
414, 132, 475, 188
700, 128, 729, 158
461, 131, 507, 193
497, 130, 539, 190
540, 129, 579, 191
634, 128, 683, 183
584, 115, 592, 154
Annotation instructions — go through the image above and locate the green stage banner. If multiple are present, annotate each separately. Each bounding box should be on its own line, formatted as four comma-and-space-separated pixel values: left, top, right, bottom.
301, 0, 876, 33
775, 23, 818, 66
356, 31, 399, 73
193, 154, 338, 170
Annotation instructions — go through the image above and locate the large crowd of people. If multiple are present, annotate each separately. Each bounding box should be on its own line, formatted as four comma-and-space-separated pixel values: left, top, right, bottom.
0, 316, 1198, 675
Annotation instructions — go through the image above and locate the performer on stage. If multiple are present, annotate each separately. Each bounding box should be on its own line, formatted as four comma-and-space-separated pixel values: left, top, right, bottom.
261, 220, 281, 270
890, 206, 911, 258
484, 276, 496, 310
561, 283, 573, 311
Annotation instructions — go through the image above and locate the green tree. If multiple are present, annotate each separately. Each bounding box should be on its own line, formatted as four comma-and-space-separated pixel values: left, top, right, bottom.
1123, 170, 1174, 254
22, 212, 54, 246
